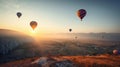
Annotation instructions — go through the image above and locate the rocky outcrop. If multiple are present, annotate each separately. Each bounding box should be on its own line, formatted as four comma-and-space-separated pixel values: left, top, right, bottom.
31, 57, 77, 67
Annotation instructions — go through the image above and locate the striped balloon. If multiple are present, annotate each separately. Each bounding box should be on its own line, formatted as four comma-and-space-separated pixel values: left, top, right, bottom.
77, 9, 87, 21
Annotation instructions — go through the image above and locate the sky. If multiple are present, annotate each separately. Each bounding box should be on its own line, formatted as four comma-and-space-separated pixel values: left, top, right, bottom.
0, 0, 120, 35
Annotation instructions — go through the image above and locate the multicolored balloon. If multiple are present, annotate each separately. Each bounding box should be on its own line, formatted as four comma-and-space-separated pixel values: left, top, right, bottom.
16, 12, 22, 18
77, 9, 87, 21
30, 21, 38, 30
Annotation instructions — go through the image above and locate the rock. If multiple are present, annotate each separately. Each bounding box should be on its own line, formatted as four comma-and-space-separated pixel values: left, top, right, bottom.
31, 57, 57, 67
50, 60, 77, 67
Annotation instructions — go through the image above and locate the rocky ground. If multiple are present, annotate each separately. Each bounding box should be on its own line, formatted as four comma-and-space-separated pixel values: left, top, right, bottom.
0, 55, 120, 67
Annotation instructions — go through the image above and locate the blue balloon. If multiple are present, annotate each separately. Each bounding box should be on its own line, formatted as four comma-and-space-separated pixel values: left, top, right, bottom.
118, 50, 120, 54
16, 12, 22, 18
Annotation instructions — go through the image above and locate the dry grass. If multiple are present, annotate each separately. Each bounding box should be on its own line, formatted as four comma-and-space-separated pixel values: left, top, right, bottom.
0, 55, 120, 67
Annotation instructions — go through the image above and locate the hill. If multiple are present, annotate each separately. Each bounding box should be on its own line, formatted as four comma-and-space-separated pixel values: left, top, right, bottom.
0, 29, 36, 63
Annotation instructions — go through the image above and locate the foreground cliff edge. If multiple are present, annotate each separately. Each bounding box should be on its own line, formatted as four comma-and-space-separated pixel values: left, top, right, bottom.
0, 55, 120, 67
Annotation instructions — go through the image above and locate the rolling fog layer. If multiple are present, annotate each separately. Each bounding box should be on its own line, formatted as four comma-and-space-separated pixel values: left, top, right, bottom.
35, 33, 120, 56
38, 33, 120, 41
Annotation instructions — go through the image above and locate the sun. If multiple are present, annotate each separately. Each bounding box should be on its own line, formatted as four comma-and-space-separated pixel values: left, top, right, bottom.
28, 30, 38, 37
31, 30, 36, 33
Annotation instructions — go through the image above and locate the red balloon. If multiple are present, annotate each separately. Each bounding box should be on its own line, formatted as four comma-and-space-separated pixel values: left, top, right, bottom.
30, 21, 37, 30
77, 9, 87, 21
113, 49, 119, 55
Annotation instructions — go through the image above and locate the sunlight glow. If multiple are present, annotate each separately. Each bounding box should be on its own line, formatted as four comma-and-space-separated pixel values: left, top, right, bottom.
28, 30, 37, 37
32, 30, 36, 33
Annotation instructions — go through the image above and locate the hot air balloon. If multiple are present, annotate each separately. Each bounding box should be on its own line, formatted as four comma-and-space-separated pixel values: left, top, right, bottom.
16, 12, 22, 18
113, 49, 119, 55
30, 21, 38, 30
69, 29, 72, 32
118, 49, 120, 54
75, 36, 77, 39
77, 9, 86, 21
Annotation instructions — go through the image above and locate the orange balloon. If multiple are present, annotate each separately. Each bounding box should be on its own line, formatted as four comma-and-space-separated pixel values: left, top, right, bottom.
30, 21, 37, 30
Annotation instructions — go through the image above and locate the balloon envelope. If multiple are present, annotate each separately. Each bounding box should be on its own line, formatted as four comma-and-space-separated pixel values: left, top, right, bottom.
69, 29, 72, 32
118, 50, 120, 54
16, 12, 22, 18
75, 36, 77, 39
113, 49, 119, 55
30, 21, 37, 30
77, 9, 86, 21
